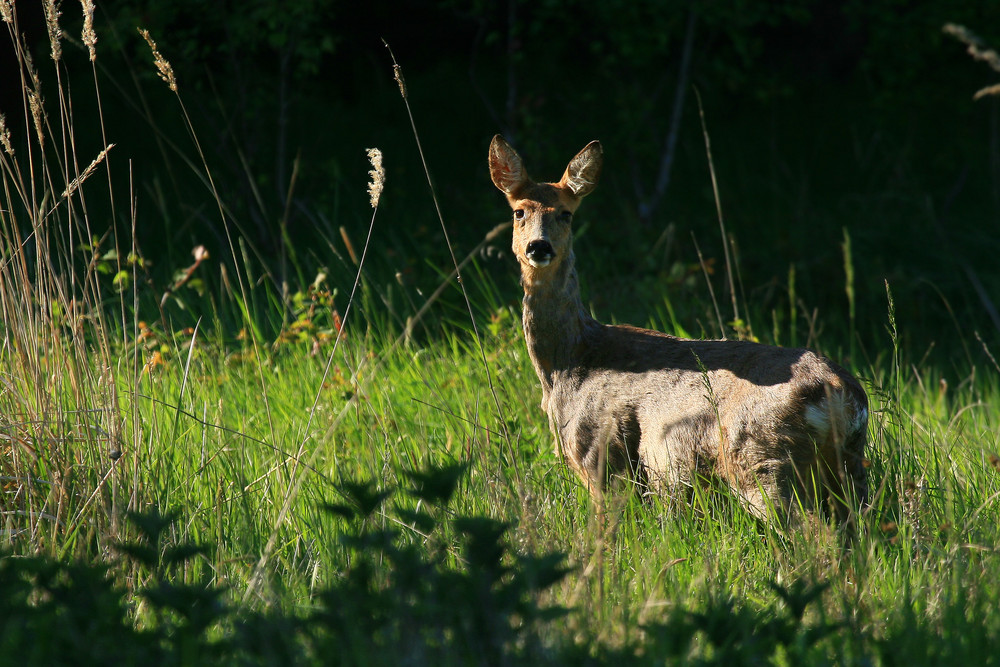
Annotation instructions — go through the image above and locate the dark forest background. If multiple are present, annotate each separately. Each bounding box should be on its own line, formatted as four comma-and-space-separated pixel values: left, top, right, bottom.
3, 0, 999, 364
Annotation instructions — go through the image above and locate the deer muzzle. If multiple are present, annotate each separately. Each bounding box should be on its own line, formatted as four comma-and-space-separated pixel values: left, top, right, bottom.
525, 239, 555, 268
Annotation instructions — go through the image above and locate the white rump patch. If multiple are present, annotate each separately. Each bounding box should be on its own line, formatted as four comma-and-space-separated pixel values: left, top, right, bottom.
804, 402, 832, 440
804, 391, 866, 442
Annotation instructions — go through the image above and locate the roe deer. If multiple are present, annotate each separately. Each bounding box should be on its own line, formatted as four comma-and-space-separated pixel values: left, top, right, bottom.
488, 135, 868, 525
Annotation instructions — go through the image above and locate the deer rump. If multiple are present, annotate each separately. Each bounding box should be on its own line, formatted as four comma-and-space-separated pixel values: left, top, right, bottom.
547, 323, 868, 521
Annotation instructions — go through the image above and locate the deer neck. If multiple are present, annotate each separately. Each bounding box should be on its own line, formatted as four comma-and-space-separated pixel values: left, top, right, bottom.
520, 251, 594, 398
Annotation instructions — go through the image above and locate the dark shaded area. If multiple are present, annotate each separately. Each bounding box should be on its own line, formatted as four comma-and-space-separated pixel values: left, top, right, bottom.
3, 0, 999, 363
4, 468, 998, 664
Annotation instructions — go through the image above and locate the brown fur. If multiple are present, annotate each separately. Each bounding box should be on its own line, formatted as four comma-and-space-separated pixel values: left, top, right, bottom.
488, 135, 868, 525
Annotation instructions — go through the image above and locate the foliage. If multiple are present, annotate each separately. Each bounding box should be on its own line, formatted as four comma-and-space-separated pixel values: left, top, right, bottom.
13, 465, 987, 666
1, 468, 579, 665
44, 0, 997, 353
3, 2, 1000, 665
107, 0, 338, 82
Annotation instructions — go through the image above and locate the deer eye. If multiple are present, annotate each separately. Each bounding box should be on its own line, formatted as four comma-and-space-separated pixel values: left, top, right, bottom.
558, 210, 572, 223
513, 209, 525, 221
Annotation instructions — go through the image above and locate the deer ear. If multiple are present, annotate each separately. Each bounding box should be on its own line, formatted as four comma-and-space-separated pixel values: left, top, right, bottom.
489, 135, 529, 196
560, 140, 602, 198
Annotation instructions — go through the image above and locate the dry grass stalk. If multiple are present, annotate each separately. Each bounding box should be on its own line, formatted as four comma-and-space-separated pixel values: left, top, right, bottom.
138, 28, 177, 92
366, 148, 384, 209
339, 226, 358, 265
62, 143, 114, 198
976, 331, 1000, 374
0, 0, 128, 559
44, 0, 62, 62
80, 0, 97, 61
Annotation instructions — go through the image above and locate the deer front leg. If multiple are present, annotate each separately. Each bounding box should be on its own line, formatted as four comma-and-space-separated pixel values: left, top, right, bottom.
559, 411, 646, 509
558, 429, 608, 503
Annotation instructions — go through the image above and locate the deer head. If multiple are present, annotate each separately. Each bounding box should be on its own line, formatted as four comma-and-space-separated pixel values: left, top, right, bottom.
489, 135, 603, 279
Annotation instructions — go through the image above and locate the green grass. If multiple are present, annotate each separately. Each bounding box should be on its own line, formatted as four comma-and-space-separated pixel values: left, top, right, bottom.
5, 288, 1000, 662
3, 5, 1000, 664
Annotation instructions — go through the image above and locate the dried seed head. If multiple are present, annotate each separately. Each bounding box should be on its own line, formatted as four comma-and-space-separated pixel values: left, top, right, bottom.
393, 64, 406, 98
975, 83, 1000, 100
44, 0, 62, 62
63, 144, 114, 198
81, 0, 97, 61
0, 114, 12, 156
0, 1, 12, 24
28, 90, 45, 150
944, 23, 1000, 74
20, 46, 45, 149
367, 148, 385, 209
138, 28, 177, 92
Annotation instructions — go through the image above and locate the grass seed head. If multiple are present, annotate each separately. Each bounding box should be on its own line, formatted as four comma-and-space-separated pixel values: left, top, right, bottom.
44, 0, 62, 62
367, 148, 384, 209
81, 0, 97, 61
28, 91, 45, 150
0, 1, 12, 24
63, 144, 114, 198
393, 64, 407, 98
0, 114, 12, 156
138, 28, 177, 92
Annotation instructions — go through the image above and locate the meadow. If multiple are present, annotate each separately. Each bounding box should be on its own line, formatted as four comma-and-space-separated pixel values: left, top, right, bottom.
2, 3, 1000, 664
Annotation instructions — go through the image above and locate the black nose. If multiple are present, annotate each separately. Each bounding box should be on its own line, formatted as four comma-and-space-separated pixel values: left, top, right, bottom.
525, 240, 555, 263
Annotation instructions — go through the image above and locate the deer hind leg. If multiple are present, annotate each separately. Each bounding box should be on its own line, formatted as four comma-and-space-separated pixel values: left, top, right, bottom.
732, 457, 801, 525
738, 446, 861, 529
812, 432, 868, 527
728, 438, 847, 527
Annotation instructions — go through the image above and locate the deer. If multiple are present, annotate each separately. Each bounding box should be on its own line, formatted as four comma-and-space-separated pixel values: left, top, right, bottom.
488, 135, 868, 526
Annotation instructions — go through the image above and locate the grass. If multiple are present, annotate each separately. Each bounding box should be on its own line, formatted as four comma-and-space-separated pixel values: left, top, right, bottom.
3, 4, 1000, 664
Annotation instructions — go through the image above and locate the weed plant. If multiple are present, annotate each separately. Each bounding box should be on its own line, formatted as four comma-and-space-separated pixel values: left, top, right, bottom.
1, 3, 1000, 665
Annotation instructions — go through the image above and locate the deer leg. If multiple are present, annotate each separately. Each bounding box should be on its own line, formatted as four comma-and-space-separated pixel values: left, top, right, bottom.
733, 457, 802, 526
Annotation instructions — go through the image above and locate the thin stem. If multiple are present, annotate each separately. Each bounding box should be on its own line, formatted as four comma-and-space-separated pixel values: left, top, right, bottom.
383, 42, 519, 487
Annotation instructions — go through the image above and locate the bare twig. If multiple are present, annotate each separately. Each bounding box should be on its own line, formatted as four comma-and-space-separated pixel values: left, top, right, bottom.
638, 9, 697, 223
695, 88, 740, 330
